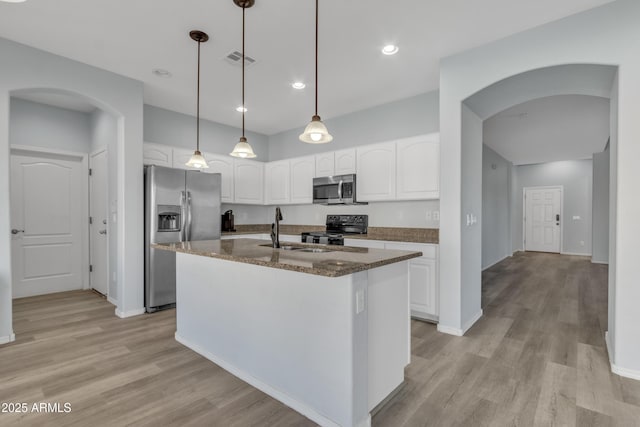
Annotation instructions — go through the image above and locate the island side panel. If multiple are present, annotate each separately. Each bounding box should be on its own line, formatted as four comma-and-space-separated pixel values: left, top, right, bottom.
367, 261, 410, 410
174, 252, 369, 427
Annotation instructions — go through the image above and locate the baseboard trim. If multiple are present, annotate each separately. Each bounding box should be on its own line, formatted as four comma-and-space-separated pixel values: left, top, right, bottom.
591, 259, 609, 265
0, 333, 16, 345
560, 251, 592, 257
605, 331, 640, 381
482, 255, 510, 271
115, 307, 145, 318
437, 310, 483, 337
175, 333, 351, 427
107, 296, 118, 306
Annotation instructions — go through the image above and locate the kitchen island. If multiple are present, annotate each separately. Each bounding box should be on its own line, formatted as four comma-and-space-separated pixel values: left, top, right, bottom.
154, 238, 421, 427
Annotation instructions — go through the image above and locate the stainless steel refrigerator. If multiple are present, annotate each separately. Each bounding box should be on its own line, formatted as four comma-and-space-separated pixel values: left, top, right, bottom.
144, 165, 221, 312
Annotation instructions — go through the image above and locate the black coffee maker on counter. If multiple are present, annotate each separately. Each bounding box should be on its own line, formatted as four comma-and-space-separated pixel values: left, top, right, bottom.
221, 210, 235, 232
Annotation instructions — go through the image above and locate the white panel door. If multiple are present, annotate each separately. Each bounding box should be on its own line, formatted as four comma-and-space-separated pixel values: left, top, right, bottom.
396, 134, 440, 200
356, 143, 396, 201
315, 152, 334, 177
207, 154, 234, 203
10, 153, 84, 298
290, 156, 315, 204
525, 187, 562, 253
234, 159, 264, 204
334, 148, 356, 175
89, 150, 109, 296
143, 142, 173, 167
265, 160, 290, 205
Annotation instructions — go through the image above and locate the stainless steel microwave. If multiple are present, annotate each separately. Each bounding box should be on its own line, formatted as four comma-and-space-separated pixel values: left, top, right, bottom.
313, 174, 364, 205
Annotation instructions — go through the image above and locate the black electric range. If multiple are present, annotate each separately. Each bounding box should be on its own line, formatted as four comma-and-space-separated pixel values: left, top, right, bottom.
301, 215, 368, 245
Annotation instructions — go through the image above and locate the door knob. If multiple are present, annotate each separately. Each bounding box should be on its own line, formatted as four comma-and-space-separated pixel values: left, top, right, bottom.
99, 229, 107, 235
11, 229, 24, 235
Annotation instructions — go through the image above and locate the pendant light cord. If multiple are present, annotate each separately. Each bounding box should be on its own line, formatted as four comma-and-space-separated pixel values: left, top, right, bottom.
242, 5, 246, 138
315, 0, 319, 117
196, 38, 201, 152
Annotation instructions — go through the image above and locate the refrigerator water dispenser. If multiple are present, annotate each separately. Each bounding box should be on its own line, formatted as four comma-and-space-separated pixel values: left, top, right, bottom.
157, 205, 181, 232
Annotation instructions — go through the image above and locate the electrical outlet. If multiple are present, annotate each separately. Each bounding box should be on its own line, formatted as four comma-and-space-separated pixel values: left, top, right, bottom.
426, 211, 432, 221
433, 211, 440, 221
580, 240, 585, 246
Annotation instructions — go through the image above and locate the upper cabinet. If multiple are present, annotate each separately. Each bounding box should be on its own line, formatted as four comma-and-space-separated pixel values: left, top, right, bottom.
207, 154, 235, 203
143, 143, 173, 167
315, 152, 334, 177
396, 133, 440, 200
356, 142, 396, 201
290, 156, 315, 204
334, 148, 356, 175
234, 159, 264, 205
265, 160, 290, 205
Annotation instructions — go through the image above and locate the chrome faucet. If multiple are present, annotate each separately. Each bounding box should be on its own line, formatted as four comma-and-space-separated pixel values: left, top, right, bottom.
271, 207, 283, 248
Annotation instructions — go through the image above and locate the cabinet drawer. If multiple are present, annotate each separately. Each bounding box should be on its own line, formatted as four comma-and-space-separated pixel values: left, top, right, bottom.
384, 242, 437, 259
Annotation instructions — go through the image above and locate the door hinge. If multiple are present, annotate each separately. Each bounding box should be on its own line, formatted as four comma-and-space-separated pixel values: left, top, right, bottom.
89, 168, 93, 176
89, 265, 93, 272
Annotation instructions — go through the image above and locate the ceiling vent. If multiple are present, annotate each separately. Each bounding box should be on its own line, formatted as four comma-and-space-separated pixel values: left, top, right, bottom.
224, 51, 256, 67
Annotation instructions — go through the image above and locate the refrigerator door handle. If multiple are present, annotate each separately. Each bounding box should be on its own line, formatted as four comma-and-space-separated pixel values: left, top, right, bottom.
180, 191, 187, 242
186, 191, 193, 241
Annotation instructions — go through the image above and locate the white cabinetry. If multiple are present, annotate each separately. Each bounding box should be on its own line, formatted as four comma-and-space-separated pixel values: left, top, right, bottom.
396, 134, 439, 200
265, 160, 290, 205
334, 148, 356, 175
234, 159, 264, 204
343, 238, 386, 249
290, 156, 315, 204
385, 242, 438, 321
143, 143, 173, 167
207, 154, 235, 203
315, 152, 334, 177
356, 142, 396, 201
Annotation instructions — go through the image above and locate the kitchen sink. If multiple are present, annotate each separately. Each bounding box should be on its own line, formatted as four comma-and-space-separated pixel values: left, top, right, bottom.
298, 248, 333, 253
258, 244, 333, 253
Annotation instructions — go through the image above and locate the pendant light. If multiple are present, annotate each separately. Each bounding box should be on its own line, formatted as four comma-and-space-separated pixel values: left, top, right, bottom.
186, 30, 210, 169
230, 0, 257, 159
299, 0, 333, 144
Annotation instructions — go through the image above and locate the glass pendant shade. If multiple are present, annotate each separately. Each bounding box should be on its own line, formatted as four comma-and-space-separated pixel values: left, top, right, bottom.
186, 150, 209, 168
230, 137, 257, 158
299, 115, 333, 144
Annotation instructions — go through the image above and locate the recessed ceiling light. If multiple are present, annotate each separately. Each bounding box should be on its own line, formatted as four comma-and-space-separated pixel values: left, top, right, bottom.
236, 106, 247, 113
381, 45, 399, 55
152, 68, 172, 78
292, 82, 306, 90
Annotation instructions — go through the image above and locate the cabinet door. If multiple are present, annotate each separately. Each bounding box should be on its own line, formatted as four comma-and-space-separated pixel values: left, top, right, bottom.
290, 156, 315, 204
265, 160, 291, 205
143, 143, 173, 167
172, 147, 210, 171
396, 134, 440, 200
343, 238, 386, 249
385, 242, 438, 320
356, 142, 396, 201
207, 154, 234, 203
334, 148, 356, 175
315, 152, 334, 177
234, 159, 264, 204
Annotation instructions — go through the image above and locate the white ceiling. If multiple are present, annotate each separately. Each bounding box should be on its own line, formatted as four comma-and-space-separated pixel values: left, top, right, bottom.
0, 0, 615, 135
484, 95, 610, 165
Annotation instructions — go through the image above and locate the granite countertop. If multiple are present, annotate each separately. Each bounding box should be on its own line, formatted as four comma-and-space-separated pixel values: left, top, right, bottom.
153, 238, 422, 278
221, 224, 439, 244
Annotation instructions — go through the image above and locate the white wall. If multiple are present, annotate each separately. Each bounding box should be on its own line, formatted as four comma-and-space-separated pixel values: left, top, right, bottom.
268, 91, 440, 161
10, 98, 92, 153
144, 104, 270, 160
1, 36, 145, 342
90, 109, 118, 299
440, 0, 639, 375
592, 145, 610, 264
514, 160, 593, 256
224, 200, 441, 229
482, 145, 512, 270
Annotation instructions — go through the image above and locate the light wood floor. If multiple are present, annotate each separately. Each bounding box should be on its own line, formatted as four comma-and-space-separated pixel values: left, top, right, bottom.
1, 252, 639, 426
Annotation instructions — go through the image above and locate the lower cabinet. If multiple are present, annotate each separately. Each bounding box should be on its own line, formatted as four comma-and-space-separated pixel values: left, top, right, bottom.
345, 239, 439, 322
